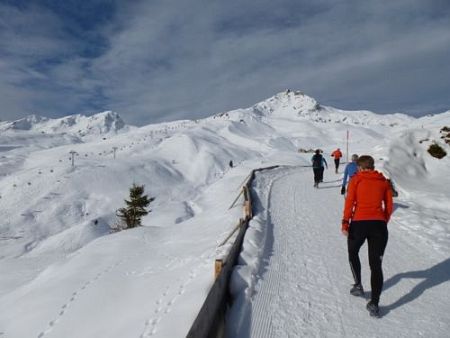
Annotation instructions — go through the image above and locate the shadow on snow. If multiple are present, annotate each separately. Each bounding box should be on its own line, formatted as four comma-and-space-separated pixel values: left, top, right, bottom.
383, 257, 450, 313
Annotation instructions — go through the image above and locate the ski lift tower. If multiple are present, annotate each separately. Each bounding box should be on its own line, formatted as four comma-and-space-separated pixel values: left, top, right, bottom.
69, 150, 78, 167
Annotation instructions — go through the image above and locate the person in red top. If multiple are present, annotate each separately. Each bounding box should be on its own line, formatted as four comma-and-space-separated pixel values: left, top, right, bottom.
341, 155, 393, 317
331, 148, 343, 173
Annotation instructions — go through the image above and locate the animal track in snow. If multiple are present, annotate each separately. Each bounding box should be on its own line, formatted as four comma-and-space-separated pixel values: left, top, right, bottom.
139, 266, 201, 337
36, 259, 128, 338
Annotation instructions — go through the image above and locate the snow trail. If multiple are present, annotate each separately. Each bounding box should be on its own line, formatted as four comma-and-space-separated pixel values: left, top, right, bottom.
237, 167, 450, 338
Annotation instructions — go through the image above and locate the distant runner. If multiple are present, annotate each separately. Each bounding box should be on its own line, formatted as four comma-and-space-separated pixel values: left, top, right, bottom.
311, 149, 328, 188
341, 154, 359, 195
331, 148, 343, 173
341, 155, 393, 317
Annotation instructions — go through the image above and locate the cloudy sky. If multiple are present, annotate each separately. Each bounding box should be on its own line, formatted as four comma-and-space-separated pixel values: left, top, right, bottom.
1, 0, 449, 125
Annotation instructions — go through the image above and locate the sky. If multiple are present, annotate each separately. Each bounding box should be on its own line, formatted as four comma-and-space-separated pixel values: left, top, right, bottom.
0, 0, 449, 126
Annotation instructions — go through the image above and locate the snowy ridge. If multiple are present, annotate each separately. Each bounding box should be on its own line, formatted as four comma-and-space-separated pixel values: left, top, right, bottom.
214, 91, 415, 127
0, 111, 129, 139
0, 114, 50, 130
253, 91, 320, 117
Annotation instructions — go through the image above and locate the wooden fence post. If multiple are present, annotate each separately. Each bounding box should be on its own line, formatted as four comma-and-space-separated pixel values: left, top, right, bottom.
242, 186, 252, 220
215, 259, 224, 279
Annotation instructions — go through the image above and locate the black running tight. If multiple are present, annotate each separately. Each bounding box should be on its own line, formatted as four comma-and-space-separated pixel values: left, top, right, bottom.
313, 167, 324, 183
347, 220, 388, 304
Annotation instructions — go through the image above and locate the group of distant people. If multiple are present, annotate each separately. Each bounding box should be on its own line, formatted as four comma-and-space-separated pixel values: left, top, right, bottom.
310, 148, 393, 317
311, 147, 344, 188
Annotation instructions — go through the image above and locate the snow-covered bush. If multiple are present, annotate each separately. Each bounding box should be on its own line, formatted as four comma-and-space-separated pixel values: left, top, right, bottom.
439, 127, 450, 144
427, 143, 447, 159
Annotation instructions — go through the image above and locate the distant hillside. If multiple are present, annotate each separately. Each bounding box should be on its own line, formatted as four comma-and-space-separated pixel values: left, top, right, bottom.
0, 111, 130, 139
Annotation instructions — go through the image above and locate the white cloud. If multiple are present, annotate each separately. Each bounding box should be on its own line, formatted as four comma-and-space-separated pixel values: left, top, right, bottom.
0, 0, 449, 124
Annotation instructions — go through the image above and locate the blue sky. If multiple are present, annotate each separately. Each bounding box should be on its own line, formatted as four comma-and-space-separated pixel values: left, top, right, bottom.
1, 0, 449, 125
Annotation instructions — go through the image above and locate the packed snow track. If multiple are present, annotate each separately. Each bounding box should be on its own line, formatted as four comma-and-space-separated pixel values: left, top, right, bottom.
228, 166, 450, 338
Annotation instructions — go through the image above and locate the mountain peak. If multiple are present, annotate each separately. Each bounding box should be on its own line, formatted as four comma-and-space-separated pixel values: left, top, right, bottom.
252, 90, 321, 118
6, 114, 49, 130
0, 111, 128, 137
83, 111, 126, 133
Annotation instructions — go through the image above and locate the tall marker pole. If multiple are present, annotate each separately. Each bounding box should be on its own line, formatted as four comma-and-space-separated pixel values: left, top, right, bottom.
346, 130, 349, 162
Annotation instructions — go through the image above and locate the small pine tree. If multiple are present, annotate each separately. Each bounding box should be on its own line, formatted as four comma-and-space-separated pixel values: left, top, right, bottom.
116, 184, 155, 229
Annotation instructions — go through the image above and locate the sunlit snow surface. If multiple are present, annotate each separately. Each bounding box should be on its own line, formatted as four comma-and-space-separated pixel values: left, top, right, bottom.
0, 92, 449, 337
228, 167, 450, 337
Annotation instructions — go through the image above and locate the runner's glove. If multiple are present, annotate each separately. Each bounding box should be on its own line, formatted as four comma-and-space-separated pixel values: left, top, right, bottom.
341, 219, 350, 233
341, 186, 346, 195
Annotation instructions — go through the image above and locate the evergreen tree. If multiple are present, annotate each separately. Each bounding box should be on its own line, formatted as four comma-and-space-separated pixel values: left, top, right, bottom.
116, 184, 154, 229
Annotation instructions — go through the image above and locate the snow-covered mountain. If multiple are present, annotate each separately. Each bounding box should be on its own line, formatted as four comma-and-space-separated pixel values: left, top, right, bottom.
0, 111, 129, 139
215, 90, 414, 127
0, 91, 449, 337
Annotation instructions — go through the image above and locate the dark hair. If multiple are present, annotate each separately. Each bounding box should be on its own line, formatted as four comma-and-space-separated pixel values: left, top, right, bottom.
357, 155, 375, 169
315, 149, 321, 154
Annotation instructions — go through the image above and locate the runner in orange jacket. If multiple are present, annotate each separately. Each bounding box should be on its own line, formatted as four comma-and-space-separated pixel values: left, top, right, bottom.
331, 148, 343, 173
341, 155, 393, 317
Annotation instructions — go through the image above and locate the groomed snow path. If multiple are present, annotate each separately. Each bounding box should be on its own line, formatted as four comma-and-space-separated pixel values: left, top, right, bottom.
246, 167, 450, 338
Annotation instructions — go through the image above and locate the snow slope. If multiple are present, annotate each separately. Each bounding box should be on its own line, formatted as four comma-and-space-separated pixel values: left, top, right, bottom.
0, 91, 449, 337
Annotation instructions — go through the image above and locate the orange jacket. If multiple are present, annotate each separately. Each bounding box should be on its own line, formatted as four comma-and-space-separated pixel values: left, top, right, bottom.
343, 170, 393, 223
331, 149, 343, 159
